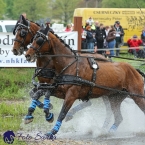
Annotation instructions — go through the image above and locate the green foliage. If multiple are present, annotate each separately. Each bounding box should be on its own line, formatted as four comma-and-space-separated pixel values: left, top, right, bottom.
4, 0, 15, 19
102, 0, 145, 8
0, 0, 6, 19
12, 0, 50, 21
51, 0, 80, 25
0, 68, 34, 99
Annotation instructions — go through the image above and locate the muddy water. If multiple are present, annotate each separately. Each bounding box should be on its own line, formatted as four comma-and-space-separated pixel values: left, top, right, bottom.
17, 97, 145, 145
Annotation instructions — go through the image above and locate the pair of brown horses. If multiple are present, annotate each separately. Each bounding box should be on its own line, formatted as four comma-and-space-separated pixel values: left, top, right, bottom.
12, 15, 113, 127
25, 25, 145, 139
13, 15, 145, 139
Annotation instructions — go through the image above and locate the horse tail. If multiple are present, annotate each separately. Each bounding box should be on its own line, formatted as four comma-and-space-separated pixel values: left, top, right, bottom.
136, 69, 145, 78
136, 69, 145, 94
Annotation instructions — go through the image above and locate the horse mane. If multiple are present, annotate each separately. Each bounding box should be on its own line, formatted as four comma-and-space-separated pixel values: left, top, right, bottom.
39, 27, 72, 50
53, 33, 72, 50
30, 21, 40, 26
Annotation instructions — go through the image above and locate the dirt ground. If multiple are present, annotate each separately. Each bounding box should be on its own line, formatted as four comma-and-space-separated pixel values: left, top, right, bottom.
17, 132, 145, 145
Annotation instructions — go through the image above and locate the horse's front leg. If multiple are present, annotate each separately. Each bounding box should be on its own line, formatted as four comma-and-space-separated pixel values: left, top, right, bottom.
25, 89, 45, 124
29, 87, 44, 108
45, 88, 77, 140
43, 90, 54, 123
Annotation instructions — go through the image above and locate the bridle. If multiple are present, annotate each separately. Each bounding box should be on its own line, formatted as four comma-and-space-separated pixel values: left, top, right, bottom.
30, 31, 51, 53
14, 21, 34, 51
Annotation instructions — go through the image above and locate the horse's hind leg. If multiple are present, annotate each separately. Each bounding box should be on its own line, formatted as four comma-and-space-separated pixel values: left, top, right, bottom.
102, 96, 113, 129
131, 96, 145, 115
108, 94, 126, 132
65, 100, 92, 122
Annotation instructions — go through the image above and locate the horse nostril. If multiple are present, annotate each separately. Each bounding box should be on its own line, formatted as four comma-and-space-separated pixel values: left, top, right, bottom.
25, 55, 31, 61
12, 49, 18, 55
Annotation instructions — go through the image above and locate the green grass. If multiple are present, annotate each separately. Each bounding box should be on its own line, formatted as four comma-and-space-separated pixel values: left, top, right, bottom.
0, 101, 28, 117
113, 53, 145, 72
0, 68, 35, 100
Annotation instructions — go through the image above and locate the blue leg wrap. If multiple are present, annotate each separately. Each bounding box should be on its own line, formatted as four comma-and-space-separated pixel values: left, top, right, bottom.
46, 113, 54, 121
30, 99, 37, 109
109, 124, 118, 132
36, 100, 43, 108
25, 115, 33, 119
52, 121, 62, 132
45, 121, 62, 139
43, 98, 50, 109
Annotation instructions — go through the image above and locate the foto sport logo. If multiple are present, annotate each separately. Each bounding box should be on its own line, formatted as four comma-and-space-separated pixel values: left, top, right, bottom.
3, 130, 15, 144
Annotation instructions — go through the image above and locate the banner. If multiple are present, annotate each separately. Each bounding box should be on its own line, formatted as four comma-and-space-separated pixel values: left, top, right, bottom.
0, 31, 78, 67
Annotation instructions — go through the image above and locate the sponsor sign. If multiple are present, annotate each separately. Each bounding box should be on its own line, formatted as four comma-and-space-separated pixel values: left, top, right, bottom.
0, 31, 78, 67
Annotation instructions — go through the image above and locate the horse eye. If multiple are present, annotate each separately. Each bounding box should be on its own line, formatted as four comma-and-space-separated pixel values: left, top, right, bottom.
36, 37, 44, 46
20, 29, 27, 37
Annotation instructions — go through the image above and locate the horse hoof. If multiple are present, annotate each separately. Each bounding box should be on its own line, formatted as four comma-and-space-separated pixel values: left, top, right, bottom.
46, 113, 54, 123
45, 132, 56, 140
65, 114, 73, 122
49, 103, 53, 110
24, 116, 34, 124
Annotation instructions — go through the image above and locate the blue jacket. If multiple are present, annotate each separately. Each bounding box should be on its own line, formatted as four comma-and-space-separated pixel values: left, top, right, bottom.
86, 30, 95, 43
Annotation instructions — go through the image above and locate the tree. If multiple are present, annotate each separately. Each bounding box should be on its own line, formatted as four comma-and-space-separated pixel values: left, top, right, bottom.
51, 0, 80, 25
12, 0, 50, 21
102, 0, 145, 8
4, 0, 17, 19
0, 0, 6, 19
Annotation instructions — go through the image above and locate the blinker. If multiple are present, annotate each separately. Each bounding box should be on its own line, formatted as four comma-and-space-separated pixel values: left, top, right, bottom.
20, 29, 27, 37
36, 37, 44, 46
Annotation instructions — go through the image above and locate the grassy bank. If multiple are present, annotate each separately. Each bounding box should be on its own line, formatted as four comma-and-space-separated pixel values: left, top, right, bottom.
0, 68, 35, 100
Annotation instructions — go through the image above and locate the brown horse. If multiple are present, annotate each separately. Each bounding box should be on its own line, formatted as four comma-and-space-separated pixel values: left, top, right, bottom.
12, 15, 113, 127
25, 25, 145, 139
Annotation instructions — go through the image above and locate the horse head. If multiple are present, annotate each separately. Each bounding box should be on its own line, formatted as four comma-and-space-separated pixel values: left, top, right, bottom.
12, 15, 40, 56
25, 25, 53, 62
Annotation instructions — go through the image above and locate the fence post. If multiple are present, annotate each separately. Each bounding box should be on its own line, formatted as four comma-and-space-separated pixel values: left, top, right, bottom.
73, 17, 82, 51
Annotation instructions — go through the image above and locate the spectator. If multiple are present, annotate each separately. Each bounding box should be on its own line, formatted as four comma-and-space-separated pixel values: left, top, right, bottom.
95, 21, 100, 31
141, 26, 145, 51
91, 22, 96, 33
71, 23, 74, 31
114, 21, 124, 56
104, 25, 110, 49
86, 25, 96, 52
93, 33, 97, 53
127, 35, 142, 57
86, 17, 94, 26
106, 25, 116, 56
45, 21, 54, 33
65, 24, 72, 32
85, 22, 89, 29
95, 23, 106, 55
81, 26, 87, 49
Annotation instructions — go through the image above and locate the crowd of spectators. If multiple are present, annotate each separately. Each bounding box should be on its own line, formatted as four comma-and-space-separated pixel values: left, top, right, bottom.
81, 17, 125, 57
80, 17, 145, 58
62, 17, 145, 58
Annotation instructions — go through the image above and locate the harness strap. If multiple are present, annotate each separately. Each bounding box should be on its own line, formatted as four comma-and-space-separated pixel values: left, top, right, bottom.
86, 58, 99, 100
